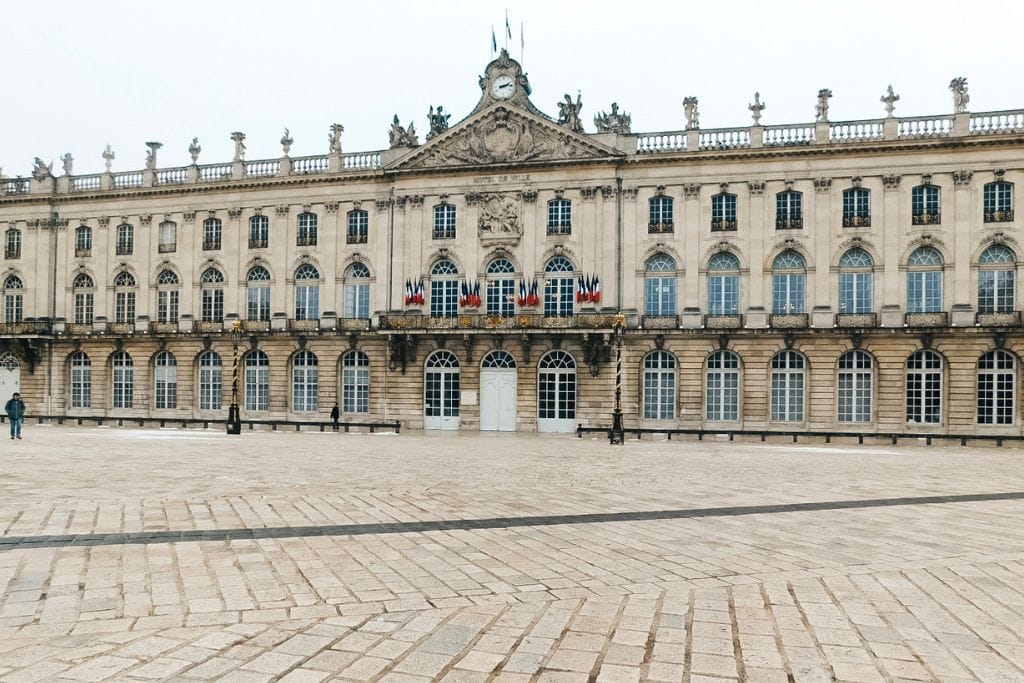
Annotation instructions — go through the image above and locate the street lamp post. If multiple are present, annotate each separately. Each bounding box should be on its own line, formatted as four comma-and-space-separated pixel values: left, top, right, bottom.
227, 320, 242, 434
609, 314, 625, 445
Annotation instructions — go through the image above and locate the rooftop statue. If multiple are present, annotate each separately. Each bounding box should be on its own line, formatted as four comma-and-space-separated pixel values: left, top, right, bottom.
102, 144, 115, 172
427, 105, 451, 140
188, 137, 202, 163
683, 97, 699, 130
31, 157, 52, 181
230, 132, 246, 161
594, 102, 632, 134
61, 153, 73, 176
815, 89, 833, 122
881, 85, 900, 117
145, 141, 162, 170
388, 115, 419, 148
749, 92, 766, 125
328, 123, 344, 154
280, 128, 293, 156
950, 77, 969, 113
557, 93, 584, 134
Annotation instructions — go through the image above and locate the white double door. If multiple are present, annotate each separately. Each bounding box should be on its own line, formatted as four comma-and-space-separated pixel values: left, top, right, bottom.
0, 353, 19, 414
480, 368, 517, 431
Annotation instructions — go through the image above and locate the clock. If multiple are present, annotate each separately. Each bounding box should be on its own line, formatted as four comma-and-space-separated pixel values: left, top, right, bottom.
491, 75, 516, 99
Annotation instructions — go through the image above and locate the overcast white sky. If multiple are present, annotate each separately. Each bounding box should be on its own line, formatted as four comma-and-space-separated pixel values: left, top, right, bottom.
3, 0, 1022, 176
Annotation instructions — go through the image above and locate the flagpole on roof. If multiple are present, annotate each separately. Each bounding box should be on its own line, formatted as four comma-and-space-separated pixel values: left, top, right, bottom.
520, 22, 524, 66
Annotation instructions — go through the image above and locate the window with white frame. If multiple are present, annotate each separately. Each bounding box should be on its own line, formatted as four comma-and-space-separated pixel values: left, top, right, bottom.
642, 351, 676, 420
198, 350, 222, 411
644, 253, 677, 316
343, 262, 371, 318
430, 259, 460, 318
154, 351, 177, 409
73, 273, 95, 325
347, 210, 369, 244
249, 214, 269, 248
906, 247, 943, 313
978, 245, 1015, 313
771, 250, 806, 314
158, 220, 177, 253
5, 229, 21, 259
246, 266, 271, 321
112, 350, 133, 409
294, 264, 320, 320
775, 190, 802, 229
155, 269, 180, 323
911, 184, 941, 225
838, 248, 873, 314
906, 350, 942, 424
547, 198, 572, 235
342, 350, 370, 414
70, 351, 91, 409
244, 350, 269, 411
203, 217, 222, 250
842, 188, 871, 227
433, 203, 456, 239
486, 258, 515, 318
707, 252, 740, 315
649, 195, 674, 233
770, 350, 806, 421
200, 268, 225, 322
838, 350, 872, 422
543, 256, 575, 317
116, 223, 133, 255
297, 212, 318, 246
4, 275, 23, 323
292, 350, 318, 412
706, 350, 740, 421
984, 181, 1014, 223
113, 271, 136, 324
711, 193, 737, 231
978, 350, 1015, 425
75, 225, 92, 255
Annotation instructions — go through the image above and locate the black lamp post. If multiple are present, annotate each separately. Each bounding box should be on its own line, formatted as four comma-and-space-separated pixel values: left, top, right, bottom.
609, 314, 625, 445
226, 320, 242, 434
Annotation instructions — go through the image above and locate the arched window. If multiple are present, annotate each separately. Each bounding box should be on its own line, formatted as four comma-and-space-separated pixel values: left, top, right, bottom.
912, 184, 941, 225
706, 351, 740, 421
158, 220, 177, 253
294, 264, 320, 320
771, 351, 806, 422
838, 248, 873, 314
707, 252, 740, 316
5, 229, 20, 259
547, 198, 572, 235
247, 266, 271, 321
424, 350, 461, 428
342, 350, 370, 414
344, 262, 371, 319
292, 350, 318, 412
75, 225, 93, 256
978, 350, 1015, 425
156, 269, 180, 323
649, 195, 674, 233
113, 271, 136, 324
906, 247, 943, 313
642, 351, 676, 420
347, 209, 369, 244
842, 188, 871, 227
116, 223, 133, 255
644, 254, 677, 316
482, 350, 517, 368
3, 275, 23, 323
538, 350, 576, 424
203, 217, 222, 250
73, 273, 95, 325
433, 203, 456, 240
486, 258, 515, 318
906, 350, 942, 424
978, 245, 1015, 313
249, 214, 269, 248
198, 351, 222, 411
772, 250, 806, 314
430, 259, 460, 318
711, 193, 737, 231
776, 190, 802, 229
838, 350, 873, 422
112, 350, 133, 409
200, 268, 225, 323
297, 212, 318, 246
543, 257, 575, 318
70, 351, 91, 409
244, 350, 270, 411
984, 181, 1014, 223
154, 351, 177, 409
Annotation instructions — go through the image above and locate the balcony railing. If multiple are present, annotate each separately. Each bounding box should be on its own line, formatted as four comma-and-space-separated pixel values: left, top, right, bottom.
203, 239, 221, 250
705, 314, 742, 329
377, 312, 624, 331
75, 248, 91, 258
977, 311, 1020, 326
912, 212, 941, 226
158, 242, 176, 253
5, 247, 20, 259
648, 221, 674, 234
770, 313, 808, 328
546, 223, 572, 236
297, 236, 317, 247
836, 313, 877, 328
249, 238, 268, 249
905, 311, 948, 327
842, 215, 871, 228
984, 210, 1014, 223
710, 219, 737, 232
116, 244, 133, 255
641, 315, 679, 329
347, 232, 368, 244
776, 217, 803, 230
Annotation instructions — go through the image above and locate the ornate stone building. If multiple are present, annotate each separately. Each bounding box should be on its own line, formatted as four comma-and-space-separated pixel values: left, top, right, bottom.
1, 51, 1022, 436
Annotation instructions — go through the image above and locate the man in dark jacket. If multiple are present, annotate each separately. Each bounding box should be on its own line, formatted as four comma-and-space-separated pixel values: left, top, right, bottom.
5, 392, 25, 439
330, 403, 340, 429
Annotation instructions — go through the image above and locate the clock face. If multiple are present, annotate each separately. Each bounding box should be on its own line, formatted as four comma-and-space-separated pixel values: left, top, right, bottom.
491, 75, 516, 99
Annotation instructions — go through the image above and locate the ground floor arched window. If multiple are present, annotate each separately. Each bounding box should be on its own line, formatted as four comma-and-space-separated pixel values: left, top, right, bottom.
342, 351, 370, 413
538, 350, 576, 431
906, 350, 942, 424
424, 350, 460, 429
198, 351, 222, 411
837, 350, 872, 422
706, 350, 740, 421
112, 351, 133, 409
978, 349, 1015, 425
770, 351, 806, 422
70, 351, 91, 408
292, 350, 318, 412
245, 350, 270, 411
154, 351, 177, 409
642, 351, 676, 420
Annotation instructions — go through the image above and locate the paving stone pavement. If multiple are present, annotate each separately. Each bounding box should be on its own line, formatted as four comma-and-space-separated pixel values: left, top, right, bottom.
3, 426, 1024, 681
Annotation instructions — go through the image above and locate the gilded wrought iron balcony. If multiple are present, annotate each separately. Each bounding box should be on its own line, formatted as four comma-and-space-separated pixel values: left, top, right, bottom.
905, 311, 948, 326
74, 248, 91, 258
911, 211, 941, 225
648, 221, 674, 234
5, 247, 20, 259
297, 236, 317, 247
704, 314, 743, 329
776, 217, 803, 229
770, 313, 809, 328
710, 219, 737, 232
842, 214, 871, 228
546, 223, 572, 236
158, 243, 176, 253
116, 244, 133, 255
836, 313, 877, 328
347, 232, 368, 244
248, 238, 268, 249
202, 239, 221, 250
984, 210, 1014, 223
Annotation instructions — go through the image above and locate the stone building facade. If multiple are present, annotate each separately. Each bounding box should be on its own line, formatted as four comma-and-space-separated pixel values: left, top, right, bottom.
1, 52, 1023, 435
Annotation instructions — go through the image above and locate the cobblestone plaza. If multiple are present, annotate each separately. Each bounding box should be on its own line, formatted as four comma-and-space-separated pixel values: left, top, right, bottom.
2, 428, 1024, 681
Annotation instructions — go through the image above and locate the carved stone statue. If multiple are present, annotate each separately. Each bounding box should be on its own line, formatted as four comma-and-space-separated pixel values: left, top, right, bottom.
594, 102, 631, 134
477, 193, 522, 245
880, 85, 900, 117
230, 132, 246, 161
31, 158, 52, 181
749, 92, 765, 125
427, 106, 451, 140
388, 115, 420, 148
950, 77, 969, 113
61, 153, 73, 176
102, 144, 115, 172
280, 128, 293, 156
815, 89, 833, 122
557, 93, 584, 134
683, 96, 699, 130
328, 123, 344, 154
145, 141, 162, 170
188, 137, 201, 163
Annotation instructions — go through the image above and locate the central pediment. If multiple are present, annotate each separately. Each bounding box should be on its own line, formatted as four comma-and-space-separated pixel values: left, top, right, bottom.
387, 105, 624, 171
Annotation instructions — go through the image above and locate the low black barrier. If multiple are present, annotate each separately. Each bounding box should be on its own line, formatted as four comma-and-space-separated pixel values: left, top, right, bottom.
0, 414, 400, 434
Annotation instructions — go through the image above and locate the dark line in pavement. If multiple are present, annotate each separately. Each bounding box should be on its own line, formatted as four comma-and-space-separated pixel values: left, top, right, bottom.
2, 490, 1023, 551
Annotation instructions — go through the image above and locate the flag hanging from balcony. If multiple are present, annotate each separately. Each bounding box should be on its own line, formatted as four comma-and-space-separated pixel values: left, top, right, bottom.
472, 281, 481, 307
591, 275, 601, 304
517, 280, 527, 306
414, 279, 424, 305
528, 280, 539, 306
459, 281, 468, 307
403, 280, 412, 306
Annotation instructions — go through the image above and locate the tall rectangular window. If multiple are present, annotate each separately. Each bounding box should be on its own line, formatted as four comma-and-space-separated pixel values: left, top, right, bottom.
984, 182, 1014, 223
116, 224, 133, 255
297, 212, 318, 246
249, 215, 269, 249
347, 210, 369, 244
842, 188, 871, 227
711, 194, 737, 231
202, 288, 224, 322
775, 191, 802, 229
203, 218, 222, 250
248, 286, 270, 321
5, 229, 21, 259
911, 185, 941, 225
115, 292, 136, 324
158, 221, 177, 253
838, 351, 872, 422
74, 292, 94, 325
649, 196, 674, 233
547, 199, 572, 235
433, 204, 456, 239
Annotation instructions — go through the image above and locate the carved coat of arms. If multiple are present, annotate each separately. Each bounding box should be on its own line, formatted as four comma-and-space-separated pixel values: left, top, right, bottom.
477, 193, 521, 246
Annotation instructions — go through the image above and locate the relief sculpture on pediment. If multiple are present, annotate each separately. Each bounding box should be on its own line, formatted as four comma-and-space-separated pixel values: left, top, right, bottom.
477, 192, 522, 247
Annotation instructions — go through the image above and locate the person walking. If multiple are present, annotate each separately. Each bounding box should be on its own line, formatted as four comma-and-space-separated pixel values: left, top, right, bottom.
5, 392, 25, 440
330, 403, 340, 430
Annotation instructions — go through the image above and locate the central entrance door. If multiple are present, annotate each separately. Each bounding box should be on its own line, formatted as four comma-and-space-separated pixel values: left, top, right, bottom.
0, 353, 20, 414
537, 350, 576, 432
480, 350, 517, 431
424, 350, 460, 430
